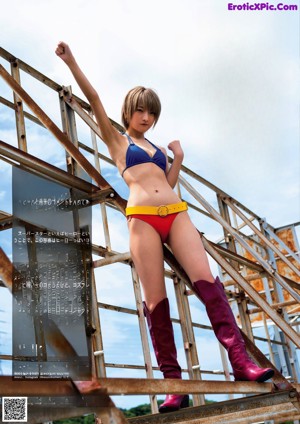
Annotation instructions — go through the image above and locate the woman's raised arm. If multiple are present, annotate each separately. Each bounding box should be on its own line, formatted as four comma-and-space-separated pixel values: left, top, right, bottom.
55, 42, 121, 146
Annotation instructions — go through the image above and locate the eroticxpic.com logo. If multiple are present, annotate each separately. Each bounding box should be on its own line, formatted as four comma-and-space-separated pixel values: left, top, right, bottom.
228, 2, 298, 11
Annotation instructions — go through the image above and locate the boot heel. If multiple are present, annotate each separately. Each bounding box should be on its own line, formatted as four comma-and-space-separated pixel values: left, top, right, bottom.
181, 395, 190, 408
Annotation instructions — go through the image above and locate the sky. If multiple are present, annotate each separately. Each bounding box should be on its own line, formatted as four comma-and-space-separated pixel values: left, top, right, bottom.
0, 0, 299, 412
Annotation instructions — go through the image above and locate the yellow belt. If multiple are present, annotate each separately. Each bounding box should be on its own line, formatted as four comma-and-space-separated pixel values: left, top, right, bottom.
126, 201, 188, 217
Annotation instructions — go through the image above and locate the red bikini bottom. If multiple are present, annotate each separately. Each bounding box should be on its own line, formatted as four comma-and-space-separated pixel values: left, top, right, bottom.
128, 213, 179, 243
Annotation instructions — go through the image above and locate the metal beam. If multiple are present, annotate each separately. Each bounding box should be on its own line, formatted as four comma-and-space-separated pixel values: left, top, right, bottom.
0, 140, 98, 193
180, 175, 300, 304
0, 65, 126, 212
0, 376, 285, 396
223, 196, 300, 277
202, 237, 300, 348
128, 390, 299, 423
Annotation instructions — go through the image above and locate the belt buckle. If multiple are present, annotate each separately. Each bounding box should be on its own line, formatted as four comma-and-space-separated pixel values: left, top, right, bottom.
157, 205, 169, 217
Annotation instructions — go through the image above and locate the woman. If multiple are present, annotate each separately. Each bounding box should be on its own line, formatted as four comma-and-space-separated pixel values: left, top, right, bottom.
55, 42, 274, 413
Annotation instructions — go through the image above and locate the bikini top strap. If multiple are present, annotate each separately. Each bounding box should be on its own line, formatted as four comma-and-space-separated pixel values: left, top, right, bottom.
124, 132, 134, 145
146, 138, 159, 150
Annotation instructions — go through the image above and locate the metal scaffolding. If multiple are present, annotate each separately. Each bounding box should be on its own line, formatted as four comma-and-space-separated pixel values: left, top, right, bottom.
0, 46, 299, 424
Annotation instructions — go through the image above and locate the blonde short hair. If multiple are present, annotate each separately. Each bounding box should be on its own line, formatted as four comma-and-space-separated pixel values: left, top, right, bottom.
121, 86, 161, 129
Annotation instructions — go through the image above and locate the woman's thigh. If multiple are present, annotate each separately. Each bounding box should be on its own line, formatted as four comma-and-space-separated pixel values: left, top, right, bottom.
167, 212, 214, 283
128, 216, 167, 311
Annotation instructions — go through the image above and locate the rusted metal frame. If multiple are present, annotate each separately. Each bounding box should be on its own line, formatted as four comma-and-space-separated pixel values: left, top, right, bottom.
254, 336, 286, 346
104, 362, 225, 377
0, 46, 16, 61
215, 214, 256, 244
261, 223, 300, 382
249, 298, 298, 315
94, 252, 131, 267
0, 95, 44, 127
0, 65, 127, 212
98, 300, 212, 331
233, 278, 255, 343
274, 326, 291, 378
88, 110, 112, 251
184, 200, 213, 220
61, 89, 124, 138
58, 87, 99, 369
223, 196, 300, 276
160, 404, 300, 424
0, 48, 63, 92
224, 271, 267, 286
215, 195, 253, 344
10, 62, 27, 151
211, 244, 296, 296
98, 378, 276, 395
0, 212, 13, 232
0, 378, 126, 423
173, 277, 205, 406
78, 141, 116, 167
59, 86, 80, 177
276, 221, 300, 231
0, 49, 93, 114
0, 247, 13, 289
58, 86, 98, 359
216, 193, 236, 252
180, 164, 262, 221
285, 335, 300, 382
254, 335, 287, 347
262, 312, 276, 365
218, 344, 234, 399
3, 354, 223, 376
258, 272, 279, 368
130, 265, 158, 414
0, 375, 289, 396
176, 407, 300, 424
200, 237, 300, 348
162, 244, 291, 389
98, 301, 138, 316
229, 207, 268, 309
212, 241, 266, 272
1, 45, 298, 414
263, 220, 300, 264
127, 389, 299, 424
91, 272, 106, 378
92, 244, 130, 260
89, 102, 111, 377
0, 140, 98, 194
179, 175, 300, 304
291, 319, 300, 328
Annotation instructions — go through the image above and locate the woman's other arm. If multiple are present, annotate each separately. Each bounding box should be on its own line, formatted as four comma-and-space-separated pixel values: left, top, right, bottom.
165, 140, 184, 189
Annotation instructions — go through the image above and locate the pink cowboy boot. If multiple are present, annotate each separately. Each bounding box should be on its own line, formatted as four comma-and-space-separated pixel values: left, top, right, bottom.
193, 277, 274, 382
143, 298, 189, 413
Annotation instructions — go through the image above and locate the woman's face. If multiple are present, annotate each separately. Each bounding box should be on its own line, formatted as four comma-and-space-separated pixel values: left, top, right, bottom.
128, 106, 156, 133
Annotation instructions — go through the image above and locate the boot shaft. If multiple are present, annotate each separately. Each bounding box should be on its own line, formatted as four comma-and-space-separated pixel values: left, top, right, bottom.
193, 278, 274, 382
143, 298, 181, 379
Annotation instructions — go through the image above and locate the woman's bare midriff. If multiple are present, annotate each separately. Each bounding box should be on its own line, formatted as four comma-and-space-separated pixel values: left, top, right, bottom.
123, 163, 181, 207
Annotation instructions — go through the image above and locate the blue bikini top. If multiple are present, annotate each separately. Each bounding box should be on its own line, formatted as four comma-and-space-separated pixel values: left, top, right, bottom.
121, 133, 167, 177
